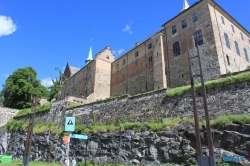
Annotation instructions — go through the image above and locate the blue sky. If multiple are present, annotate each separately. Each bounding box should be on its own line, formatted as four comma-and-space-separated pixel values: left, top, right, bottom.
0, 0, 249, 91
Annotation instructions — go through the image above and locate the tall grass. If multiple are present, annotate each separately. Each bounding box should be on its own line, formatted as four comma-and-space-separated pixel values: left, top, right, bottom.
6, 114, 250, 134
166, 71, 250, 97
15, 103, 52, 117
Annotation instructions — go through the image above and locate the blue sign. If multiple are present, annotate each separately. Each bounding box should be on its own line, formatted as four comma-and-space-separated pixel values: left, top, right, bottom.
71, 134, 88, 140
223, 155, 245, 162
65, 117, 75, 131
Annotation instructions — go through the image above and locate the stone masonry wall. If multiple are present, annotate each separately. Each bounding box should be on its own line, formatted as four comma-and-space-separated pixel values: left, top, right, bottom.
16, 80, 250, 127
0, 107, 19, 127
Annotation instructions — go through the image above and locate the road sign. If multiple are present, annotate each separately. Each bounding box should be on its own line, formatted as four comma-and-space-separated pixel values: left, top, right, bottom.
63, 136, 70, 143
71, 134, 88, 140
65, 117, 75, 131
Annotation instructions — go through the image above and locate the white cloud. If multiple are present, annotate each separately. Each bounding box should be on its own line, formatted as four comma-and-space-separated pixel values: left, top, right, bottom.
0, 15, 17, 37
41, 77, 53, 87
122, 22, 133, 34
118, 49, 125, 55
3, 74, 9, 78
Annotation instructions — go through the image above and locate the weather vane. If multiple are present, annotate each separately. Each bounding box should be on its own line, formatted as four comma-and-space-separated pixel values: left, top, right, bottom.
90, 38, 93, 46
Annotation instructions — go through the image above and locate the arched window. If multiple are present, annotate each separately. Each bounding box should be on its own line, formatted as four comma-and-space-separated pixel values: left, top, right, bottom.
234, 41, 240, 56
193, 30, 203, 46
173, 42, 180, 57
244, 48, 249, 63
224, 33, 230, 49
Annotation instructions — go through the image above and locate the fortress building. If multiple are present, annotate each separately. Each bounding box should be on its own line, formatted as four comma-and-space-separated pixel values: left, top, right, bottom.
62, 0, 250, 103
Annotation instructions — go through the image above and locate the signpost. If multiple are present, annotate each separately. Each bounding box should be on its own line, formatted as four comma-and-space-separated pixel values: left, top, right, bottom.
65, 117, 75, 131
63, 136, 70, 143
64, 117, 88, 166
70, 134, 88, 140
64, 117, 76, 161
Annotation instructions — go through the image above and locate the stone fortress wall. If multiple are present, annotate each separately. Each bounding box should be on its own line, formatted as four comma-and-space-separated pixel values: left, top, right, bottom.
2, 79, 250, 164
0, 107, 19, 127
16, 79, 250, 128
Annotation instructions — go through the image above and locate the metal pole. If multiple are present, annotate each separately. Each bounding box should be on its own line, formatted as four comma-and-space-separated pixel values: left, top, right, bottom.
85, 139, 88, 166
23, 96, 38, 166
187, 50, 202, 160
196, 46, 216, 165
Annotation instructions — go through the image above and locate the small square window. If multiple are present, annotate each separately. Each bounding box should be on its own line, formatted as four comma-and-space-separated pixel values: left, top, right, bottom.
135, 51, 139, 57
148, 43, 152, 49
87, 66, 90, 71
240, 32, 244, 41
149, 56, 153, 62
192, 12, 198, 23
221, 16, 225, 25
172, 25, 177, 34
231, 25, 235, 33
181, 19, 187, 29
123, 59, 126, 65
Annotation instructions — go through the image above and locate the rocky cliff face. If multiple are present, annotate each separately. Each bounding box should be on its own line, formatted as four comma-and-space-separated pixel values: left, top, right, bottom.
1, 122, 250, 165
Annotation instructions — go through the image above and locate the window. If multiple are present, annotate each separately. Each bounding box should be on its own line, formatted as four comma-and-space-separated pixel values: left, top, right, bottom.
149, 56, 153, 62
173, 42, 180, 57
234, 41, 240, 56
226, 55, 230, 65
87, 66, 90, 71
172, 25, 177, 34
224, 33, 230, 49
244, 48, 249, 62
181, 19, 187, 29
231, 25, 235, 33
123, 59, 126, 65
106, 55, 109, 59
82, 71, 85, 75
240, 32, 244, 41
192, 12, 198, 23
148, 43, 152, 49
193, 30, 203, 46
135, 51, 139, 57
221, 16, 225, 25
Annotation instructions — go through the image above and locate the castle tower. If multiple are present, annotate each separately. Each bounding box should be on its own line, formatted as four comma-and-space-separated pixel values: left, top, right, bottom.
181, 0, 189, 12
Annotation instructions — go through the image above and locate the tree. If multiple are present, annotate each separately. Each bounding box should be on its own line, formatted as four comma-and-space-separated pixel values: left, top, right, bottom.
48, 68, 67, 101
0, 67, 49, 109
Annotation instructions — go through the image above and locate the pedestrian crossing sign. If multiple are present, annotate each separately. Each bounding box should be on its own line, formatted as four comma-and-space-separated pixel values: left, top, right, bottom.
65, 117, 75, 131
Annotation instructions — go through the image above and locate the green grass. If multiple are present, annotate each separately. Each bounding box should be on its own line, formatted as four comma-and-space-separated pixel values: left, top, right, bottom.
166, 71, 250, 97
15, 103, 52, 118
5, 120, 63, 135
0, 160, 61, 166
6, 114, 250, 135
66, 102, 83, 109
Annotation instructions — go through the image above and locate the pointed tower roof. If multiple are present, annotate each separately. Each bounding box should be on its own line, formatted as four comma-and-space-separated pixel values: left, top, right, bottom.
181, 0, 190, 12
85, 43, 93, 65
86, 46, 93, 61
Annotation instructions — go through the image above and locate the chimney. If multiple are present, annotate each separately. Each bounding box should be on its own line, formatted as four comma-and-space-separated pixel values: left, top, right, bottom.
135, 42, 140, 46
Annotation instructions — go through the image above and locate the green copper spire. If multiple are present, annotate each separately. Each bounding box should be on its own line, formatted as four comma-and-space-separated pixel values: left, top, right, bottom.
85, 38, 93, 65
